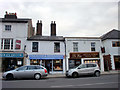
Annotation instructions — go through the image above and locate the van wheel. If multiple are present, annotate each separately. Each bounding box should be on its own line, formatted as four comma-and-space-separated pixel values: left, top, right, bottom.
6, 74, 14, 80
72, 72, 78, 78
94, 71, 100, 77
34, 74, 41, 80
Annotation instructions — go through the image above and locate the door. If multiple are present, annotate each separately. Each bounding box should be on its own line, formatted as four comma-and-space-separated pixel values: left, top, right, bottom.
77, 64, 87, 75
114, 56, 120, 70
14, 66, 27, 79
86, 64, 95, 74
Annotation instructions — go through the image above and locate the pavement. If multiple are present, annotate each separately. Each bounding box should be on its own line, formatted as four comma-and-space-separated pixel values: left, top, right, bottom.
0, 70, 120, 79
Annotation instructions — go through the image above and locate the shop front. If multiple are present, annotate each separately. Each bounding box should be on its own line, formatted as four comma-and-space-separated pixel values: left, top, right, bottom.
0, 52, 24, 72
69, 52, 100, 69
29, 55, 64, 73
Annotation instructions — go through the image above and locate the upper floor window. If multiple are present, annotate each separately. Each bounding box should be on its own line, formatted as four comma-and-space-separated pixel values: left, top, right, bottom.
54, 42, 60, 53
32, 42, 38, 52
1, 38, 13, 50
5, 25, 11, 31
73, 42, 78, 52
91, 42, 96, 51
112, 41, 120, 47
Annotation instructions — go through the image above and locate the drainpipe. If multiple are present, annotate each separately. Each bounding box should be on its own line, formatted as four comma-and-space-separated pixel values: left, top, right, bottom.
100, 39, 104, 72
64, 39, 67, 72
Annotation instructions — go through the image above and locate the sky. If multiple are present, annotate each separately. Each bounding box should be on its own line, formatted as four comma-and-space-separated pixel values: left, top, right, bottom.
0, 0, 119, 37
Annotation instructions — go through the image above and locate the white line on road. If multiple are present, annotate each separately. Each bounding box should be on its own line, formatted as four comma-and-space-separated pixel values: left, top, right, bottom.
51, 82, 119, 88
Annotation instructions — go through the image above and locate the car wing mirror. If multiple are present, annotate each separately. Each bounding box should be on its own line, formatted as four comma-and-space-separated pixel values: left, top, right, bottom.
78, 67, 81, 69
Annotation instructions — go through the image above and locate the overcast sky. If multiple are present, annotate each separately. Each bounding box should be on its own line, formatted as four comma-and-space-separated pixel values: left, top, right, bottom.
0, 0, 119, 37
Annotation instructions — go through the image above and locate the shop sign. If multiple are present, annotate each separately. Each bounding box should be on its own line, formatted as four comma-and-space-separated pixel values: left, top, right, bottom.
29, 55, 64, 59
0, 53, 24, 58
15, 40, 21, 49
70, 52, 99, 59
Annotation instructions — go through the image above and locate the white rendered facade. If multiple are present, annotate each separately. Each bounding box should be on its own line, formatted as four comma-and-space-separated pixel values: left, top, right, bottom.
65, 37, 104, 72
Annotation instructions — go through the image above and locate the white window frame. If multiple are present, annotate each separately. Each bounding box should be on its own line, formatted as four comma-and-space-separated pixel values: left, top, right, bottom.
1, 38, 13, 50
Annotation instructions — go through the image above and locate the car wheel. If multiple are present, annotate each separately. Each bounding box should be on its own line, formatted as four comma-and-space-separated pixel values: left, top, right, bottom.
6, 74, 14, 80
94, 71, 100, 77
72, 72, 78, 78
34, 73, 41, 80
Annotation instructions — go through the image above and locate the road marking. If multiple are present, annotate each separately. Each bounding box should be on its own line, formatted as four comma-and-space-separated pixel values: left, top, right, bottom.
51, 82, 119, 88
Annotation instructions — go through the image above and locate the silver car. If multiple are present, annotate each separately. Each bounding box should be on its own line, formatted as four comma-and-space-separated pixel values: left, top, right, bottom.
2, 65, 48, 80
66, 63, 101, 78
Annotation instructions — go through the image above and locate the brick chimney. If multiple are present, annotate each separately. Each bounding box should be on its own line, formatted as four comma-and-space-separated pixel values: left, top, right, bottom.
51, 21, 56, 36
36, 20, 42, 35
4, 11, 17, 19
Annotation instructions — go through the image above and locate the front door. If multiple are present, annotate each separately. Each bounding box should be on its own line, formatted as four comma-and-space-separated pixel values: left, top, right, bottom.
114, 56, 120, 70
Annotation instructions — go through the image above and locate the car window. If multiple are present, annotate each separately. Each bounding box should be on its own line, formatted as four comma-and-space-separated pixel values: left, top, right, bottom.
87, 64, 96, 68
78, 64, 86, 69
35, 66, 43, 69
17, 66, 27, 71
27, 66, 36, 70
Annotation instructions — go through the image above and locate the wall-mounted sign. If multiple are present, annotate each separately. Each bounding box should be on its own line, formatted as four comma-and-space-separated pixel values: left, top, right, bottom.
15, 40, 21, 49
29, 55, 64, 60
70, 52, 99, 59
0, 53, 24, 58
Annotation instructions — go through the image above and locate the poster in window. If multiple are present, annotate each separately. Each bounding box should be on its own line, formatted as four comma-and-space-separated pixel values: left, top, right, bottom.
15, 40, 21, 49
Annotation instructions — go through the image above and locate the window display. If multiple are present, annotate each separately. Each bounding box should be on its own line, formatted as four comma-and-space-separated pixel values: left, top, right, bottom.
53, 59, 63, 71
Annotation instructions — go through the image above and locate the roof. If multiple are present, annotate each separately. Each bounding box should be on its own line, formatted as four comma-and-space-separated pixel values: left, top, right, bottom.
0, 18, 31, 23
101, 29, 120, 41
27, 35, 65, 41
65, 37, 100, 39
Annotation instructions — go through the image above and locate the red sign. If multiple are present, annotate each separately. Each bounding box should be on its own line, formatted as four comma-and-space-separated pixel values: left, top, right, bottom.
15, 40, 21, 49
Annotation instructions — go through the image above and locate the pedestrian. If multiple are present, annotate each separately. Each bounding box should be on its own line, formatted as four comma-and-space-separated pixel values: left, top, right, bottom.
47, 63, 50, 74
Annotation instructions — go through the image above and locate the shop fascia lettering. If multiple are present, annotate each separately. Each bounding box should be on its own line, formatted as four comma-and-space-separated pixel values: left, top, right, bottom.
70, 52, 99, 59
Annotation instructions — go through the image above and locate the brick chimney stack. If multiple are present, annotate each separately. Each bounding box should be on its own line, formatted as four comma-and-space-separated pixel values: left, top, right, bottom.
36, 20, 42, 35
51, 21, 56, 36
4, 11, 17, 19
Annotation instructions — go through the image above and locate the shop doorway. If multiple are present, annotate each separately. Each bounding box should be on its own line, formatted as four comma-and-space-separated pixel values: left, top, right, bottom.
114, 56, 120, 70
103, 55, 112, 71
45, 60, 52, 73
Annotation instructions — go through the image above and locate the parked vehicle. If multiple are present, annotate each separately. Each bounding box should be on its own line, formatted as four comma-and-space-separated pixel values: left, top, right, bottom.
2, 65, 48, 80
66, 63, 101, 78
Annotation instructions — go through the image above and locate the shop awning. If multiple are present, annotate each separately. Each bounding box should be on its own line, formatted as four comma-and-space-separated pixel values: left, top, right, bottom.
29, 55, 64, 60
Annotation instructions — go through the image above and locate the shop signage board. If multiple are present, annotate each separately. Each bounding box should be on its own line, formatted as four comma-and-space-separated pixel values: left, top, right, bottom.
29, 55, 64, 59
70, 52, 99, 59
0, 53, 24, 58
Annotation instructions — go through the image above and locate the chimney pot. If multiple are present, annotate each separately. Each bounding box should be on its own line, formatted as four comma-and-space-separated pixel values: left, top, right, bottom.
40, 20, 42, 23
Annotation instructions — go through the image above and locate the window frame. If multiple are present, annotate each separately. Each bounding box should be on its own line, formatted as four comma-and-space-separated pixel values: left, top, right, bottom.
32, 42, 38, 52
5, 25, 12, 31
54, 42, 60, 53
91, 42, 96, 51
112, 41, 120, 47
73, 42, 78, 52
1, 38, 13, 50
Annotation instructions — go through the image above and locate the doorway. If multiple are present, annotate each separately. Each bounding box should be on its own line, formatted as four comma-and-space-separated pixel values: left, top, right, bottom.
103, 55, 112, 71
114, 56, 120, 70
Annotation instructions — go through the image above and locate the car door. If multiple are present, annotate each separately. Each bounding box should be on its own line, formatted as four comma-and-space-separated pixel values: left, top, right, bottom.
77, 64, 87, 75
14, 66, 28, 79
25, 66, 36, 78
86, 64, 96, 75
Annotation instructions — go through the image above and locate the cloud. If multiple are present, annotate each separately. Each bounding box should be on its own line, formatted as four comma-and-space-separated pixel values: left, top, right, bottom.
0, 1, 118, 37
